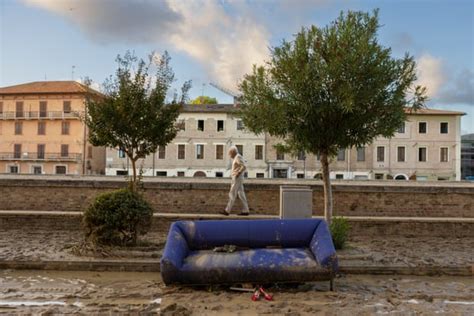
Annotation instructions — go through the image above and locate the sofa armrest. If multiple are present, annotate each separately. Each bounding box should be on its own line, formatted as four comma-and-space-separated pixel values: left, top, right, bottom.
160, 222, 190, 270
309, 220, 338, 273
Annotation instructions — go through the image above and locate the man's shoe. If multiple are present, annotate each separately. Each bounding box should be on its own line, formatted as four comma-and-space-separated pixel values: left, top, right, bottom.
219, 210, 230, 216
238, 212, 250, 216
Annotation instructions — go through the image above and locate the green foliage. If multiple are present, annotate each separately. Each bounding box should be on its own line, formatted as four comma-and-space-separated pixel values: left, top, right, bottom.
330, 216, 350, 250
239, 10, 426, 156
83, 189, 153, 246
85, 51, 191, 188
190, 95, 218, 104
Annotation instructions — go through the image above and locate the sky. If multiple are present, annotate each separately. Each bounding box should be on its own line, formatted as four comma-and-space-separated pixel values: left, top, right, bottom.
0, 0, 473, 133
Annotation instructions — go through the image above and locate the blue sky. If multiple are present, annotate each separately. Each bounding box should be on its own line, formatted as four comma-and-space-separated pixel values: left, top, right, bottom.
1, 0, 473, 133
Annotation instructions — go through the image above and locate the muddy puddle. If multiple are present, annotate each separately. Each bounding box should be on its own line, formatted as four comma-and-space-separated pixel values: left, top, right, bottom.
0, 270, 162, 314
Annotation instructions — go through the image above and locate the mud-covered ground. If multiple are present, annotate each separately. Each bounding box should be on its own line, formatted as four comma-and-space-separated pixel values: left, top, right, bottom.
1, 271, 472, 315
0, 228, 472, 268
161, 275, 474, 315
0, 270, 162, 315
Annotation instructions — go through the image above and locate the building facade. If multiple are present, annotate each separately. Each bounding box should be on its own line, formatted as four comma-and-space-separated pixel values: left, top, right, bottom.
105, 105, 464, 181
106, 104, 268, 178
0, 81, 105, 175
461, 133, 474, 180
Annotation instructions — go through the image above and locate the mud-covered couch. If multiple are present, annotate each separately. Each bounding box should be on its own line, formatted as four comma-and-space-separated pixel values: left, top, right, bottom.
160, 219, 338, 290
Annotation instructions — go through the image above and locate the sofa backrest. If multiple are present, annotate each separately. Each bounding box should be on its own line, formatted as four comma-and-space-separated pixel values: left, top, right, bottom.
175, 219, 322, 250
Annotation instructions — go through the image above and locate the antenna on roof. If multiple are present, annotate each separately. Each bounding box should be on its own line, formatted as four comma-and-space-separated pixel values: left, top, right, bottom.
209, 82, 242, 106
71, 65, 76, 80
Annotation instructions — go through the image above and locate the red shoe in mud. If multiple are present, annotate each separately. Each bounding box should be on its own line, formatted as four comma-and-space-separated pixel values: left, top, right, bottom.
258, 286, 273, 301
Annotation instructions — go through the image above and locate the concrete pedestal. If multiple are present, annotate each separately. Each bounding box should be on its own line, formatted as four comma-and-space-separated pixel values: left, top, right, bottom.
279, 185, 312, 219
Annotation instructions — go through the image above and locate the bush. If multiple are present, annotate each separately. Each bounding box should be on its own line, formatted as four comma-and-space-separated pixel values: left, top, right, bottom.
330, 216, 350, 250
83, 189, 153, 246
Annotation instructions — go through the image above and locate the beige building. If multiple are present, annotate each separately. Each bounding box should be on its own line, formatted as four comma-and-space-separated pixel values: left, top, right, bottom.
105, 105, 464, 181
0, 81, 105, 175
106, 104, 268, 178
267, 108, 464, 181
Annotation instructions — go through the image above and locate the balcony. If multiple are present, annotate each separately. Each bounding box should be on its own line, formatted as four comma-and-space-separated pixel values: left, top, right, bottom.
0, 152, 82, 162
0, 111, 83, 120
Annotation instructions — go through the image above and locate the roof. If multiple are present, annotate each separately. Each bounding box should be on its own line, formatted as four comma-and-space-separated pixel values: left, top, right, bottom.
0, 81, 101, 95
404, 107, 465, 116
182, 104, 237, 113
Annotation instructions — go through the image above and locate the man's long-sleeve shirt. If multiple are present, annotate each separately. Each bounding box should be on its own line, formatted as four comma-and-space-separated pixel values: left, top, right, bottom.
231, 154, 246, 177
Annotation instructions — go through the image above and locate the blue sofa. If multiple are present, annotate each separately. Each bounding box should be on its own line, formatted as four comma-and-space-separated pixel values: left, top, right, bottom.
160, 219, 338, 289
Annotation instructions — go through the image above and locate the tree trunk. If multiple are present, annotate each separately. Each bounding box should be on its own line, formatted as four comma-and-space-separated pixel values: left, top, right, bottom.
130, 157, 137, 191
321, 152, 333, 225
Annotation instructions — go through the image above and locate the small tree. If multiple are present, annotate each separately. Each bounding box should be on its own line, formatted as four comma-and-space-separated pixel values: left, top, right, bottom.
85, 51, 191, 190
190, 95, 218, 104
238, 10, 426, 224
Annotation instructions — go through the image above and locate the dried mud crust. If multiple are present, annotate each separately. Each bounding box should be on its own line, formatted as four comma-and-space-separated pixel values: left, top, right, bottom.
161, 275, 474, 315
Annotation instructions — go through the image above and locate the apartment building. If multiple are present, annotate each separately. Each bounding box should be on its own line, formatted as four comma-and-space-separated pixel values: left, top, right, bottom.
106, 104, 268, 178
267, 108, 464, 181
0, 81, 105, 175
461, 133, 474, 180
105, 105, 463, 181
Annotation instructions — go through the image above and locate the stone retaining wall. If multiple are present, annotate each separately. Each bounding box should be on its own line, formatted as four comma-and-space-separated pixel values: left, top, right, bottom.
0, 176, 473, 217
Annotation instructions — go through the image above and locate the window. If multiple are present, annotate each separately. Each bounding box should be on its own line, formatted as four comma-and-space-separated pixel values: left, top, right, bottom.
375, 173, 384, 180
14, 121, 22, 135
55, 166, 67, 174
376, 146, 385, 162
276, 148, 285, 160
158, 146, 166, 159
255, 145, 263, 160
335, 174, 344, 179
37, 144, 45, 159
178, 145, 185, 160
215, 145, 224, 160
61, 121, 70, 135
177, 119, 186, 131
316, 154, 320, 161
177, 171, 185, 177
87, 146, 93, 159
118, 148, 126, 158
440, 122, 448, 134
9, 165, 19, 174
236, 120, 244, 131
397, 122, 405, 134
116, 170, 128, 176
440, 147, 448, 162
39, 101, 47, 118
337, 149, 345, 161
357, 147, 365, 162
63, 101, 71, 113
16, 101, 24, 118
297, 151, 305, 160
13, 144, 21, 159
236, 145, 243, 156
418, 147, 427, 162
61, 144, 69, 157
397, 146, 406, 162
437, 177, 449, 181
38, 122, 46, 135
156, 171, 167, 177
0, 102, 3, 114
273, 168, 287, 178
215, 172, 223, 178
256, 173, 265, 178
217, 120, 224, 132
196, 144, 204, 159
297, 173, 304, 179
197, 120, 204, 131
32, 166, 42, 175
419, 122, 427, 134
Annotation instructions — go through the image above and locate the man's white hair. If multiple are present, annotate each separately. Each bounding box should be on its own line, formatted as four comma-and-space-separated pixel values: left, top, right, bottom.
229, 145, 239, 154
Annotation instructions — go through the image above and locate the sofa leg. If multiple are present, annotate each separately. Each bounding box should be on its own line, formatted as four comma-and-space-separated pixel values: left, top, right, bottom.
329, 278, 334, 291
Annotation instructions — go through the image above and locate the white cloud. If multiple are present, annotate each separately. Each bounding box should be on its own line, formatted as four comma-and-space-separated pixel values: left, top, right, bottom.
416, 54, 445, 98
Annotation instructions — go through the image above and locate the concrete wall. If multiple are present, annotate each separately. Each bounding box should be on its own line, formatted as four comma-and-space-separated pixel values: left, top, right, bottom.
0, 175, 472, 217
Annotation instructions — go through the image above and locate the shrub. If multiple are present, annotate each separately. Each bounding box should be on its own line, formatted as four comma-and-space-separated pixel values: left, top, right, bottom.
83, 188, 153, 246
330, 216, 350, 250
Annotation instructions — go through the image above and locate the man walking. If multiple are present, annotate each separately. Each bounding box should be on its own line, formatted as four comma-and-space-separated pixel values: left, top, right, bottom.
221, 146, 249, 216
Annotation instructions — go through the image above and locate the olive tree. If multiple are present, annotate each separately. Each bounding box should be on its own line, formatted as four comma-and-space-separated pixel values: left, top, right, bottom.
238, 10, 426, 223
